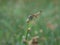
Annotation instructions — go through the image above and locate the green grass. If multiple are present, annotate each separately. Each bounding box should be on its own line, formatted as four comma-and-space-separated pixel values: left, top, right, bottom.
0, 0, 60, 45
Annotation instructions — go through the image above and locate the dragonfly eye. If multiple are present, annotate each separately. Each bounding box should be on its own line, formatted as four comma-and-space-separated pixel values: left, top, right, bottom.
26, 15, 34, 23
28, 15, 34, 20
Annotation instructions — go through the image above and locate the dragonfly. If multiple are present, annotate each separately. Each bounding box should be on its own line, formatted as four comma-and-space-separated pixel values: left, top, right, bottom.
26, 11, 42, 23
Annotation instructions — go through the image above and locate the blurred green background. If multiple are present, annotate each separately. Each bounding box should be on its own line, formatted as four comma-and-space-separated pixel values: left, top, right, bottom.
0, 0, 60, 45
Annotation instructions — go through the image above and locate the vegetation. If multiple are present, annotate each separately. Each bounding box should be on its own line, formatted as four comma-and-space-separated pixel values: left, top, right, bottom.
0, 0, 60, 45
